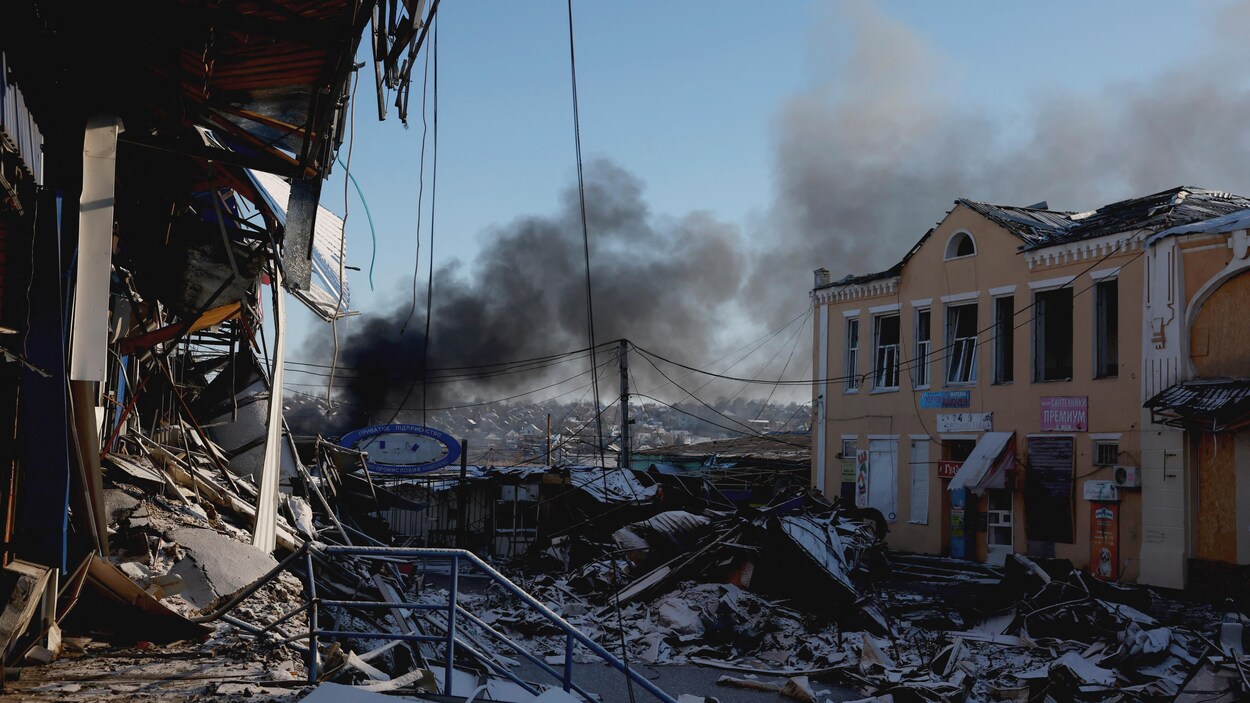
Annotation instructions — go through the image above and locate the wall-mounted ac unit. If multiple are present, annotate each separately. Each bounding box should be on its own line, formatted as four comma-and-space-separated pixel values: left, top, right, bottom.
1113, 465, 1141, 489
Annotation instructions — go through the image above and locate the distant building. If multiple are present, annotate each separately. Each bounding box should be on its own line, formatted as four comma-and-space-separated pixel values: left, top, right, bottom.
810, 187, 1250, 586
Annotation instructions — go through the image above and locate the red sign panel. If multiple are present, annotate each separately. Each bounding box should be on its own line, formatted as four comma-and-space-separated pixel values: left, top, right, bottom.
937, 460, 962, 480
1089, 502, 1119, 581
1041, 396, 1088, 432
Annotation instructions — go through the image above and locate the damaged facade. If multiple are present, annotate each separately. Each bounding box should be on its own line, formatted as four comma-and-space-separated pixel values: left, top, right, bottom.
811, 186, 1250, 588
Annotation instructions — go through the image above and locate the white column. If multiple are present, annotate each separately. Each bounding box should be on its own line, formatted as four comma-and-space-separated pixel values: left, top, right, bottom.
815, 303, 830, 491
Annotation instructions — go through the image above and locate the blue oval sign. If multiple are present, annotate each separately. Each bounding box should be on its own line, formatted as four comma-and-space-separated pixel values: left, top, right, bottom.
337, 424, 462, 475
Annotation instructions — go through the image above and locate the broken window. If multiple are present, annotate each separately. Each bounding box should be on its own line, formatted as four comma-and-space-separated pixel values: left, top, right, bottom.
993, 296, 1014, 384
1095, 279, 1118, 378
1033, 288, 1073, 381
873, 314, 900, 389
845, 318, 860, 391
945, 303, 978, 385
914, 309, 931, 388
945, 231, 976, 259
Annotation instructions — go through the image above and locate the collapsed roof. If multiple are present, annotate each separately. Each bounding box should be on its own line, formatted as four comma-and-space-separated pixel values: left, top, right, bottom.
816, 186, 1250, 290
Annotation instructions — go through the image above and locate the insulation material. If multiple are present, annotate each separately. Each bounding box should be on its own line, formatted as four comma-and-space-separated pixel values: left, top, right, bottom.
252, 268, 285, 553
247, 169, 349, 321
70, 114, 123, 382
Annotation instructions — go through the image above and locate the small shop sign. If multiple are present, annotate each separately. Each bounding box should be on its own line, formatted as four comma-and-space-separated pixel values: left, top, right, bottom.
920, 390, 971, 409
936, 412, 993, 433
937, 460, 962, 479
1041, 396, 1088, 432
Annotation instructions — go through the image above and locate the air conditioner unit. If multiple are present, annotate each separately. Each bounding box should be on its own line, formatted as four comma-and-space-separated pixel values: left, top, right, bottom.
1113, 465, 1141, 489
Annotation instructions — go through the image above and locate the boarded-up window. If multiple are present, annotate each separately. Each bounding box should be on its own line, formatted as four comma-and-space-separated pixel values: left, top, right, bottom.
909, 439, 930, 524
868, 438, 898, 522
1024, 436, 1074, 543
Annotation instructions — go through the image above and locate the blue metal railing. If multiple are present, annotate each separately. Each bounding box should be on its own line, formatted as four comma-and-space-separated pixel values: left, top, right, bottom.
301, 545, 676, 703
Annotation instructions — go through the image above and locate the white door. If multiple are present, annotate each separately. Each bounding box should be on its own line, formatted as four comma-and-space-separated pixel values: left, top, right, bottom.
909, 439, 930, 524
868, 439, 898, 522
986, 488, 1013, 566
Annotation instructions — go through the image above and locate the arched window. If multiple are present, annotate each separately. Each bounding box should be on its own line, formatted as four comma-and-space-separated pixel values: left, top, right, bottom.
945, 231, 977, 260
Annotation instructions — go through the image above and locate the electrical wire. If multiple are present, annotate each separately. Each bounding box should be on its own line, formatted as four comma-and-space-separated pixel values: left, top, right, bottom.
420, 16, 439, 428
335, 155, 377, 291
284, 349, 621, 414
325, 68, 360, 407
402, 31, 433, 334
385, 15, 439, 427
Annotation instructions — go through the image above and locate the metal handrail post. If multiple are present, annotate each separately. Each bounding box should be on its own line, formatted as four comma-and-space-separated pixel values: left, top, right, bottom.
306, 550, 320, 682
563, 634, 574, 691
316, 546, 678, 703
454, 605, 599, 702
446, 553, 458, 696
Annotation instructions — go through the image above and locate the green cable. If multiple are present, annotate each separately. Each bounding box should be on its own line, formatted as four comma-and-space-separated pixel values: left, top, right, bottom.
337, 156, 377, 291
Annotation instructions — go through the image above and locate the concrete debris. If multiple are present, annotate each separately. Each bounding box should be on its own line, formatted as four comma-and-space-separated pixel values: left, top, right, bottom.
16, 403, 1247, 703
164, 526, 279, 609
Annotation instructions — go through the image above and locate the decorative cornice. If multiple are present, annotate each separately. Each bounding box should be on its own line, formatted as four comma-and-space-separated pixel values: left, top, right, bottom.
812, 276, 900, 304
1024, 229, 1147, 270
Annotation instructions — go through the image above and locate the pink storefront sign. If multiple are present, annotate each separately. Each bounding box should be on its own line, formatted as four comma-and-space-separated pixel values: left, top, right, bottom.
1041, 396, 1088, 432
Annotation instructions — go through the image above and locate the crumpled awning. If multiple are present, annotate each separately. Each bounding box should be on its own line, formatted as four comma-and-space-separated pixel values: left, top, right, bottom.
1145, 378, 1250, 432
947, 432, 1016, 495
246, 169, 350, 322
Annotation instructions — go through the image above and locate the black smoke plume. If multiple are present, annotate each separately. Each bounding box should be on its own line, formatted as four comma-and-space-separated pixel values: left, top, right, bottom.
302, 160, 745, 430
299, 1, 1250, 429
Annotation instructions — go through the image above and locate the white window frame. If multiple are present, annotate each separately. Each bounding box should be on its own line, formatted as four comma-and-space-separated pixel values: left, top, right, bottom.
872, 313, 901, 391
945, 302, 978, 386
845, 317, 860, 393
914, 308, 931, 390
944, 230, 977, 261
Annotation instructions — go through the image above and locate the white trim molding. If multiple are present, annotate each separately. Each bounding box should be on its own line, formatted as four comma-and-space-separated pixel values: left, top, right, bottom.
1023, 229, 1148, 271
910, 298, 933, 308
1088, 267, 1122, 281
813, 276, 901, 304
939, 291, 979, 303
988, 285, 1017, 296
867, 434, 901, 440
842, 308, 861, 318
1028, 275, 1077, 290
869, 303, 901, 314
1089, 433, 1122, 441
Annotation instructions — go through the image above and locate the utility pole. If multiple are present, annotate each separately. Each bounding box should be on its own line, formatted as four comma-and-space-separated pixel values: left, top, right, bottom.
457, 439, 468, 550
546, 413, 552, 466
619, 340, 631, 470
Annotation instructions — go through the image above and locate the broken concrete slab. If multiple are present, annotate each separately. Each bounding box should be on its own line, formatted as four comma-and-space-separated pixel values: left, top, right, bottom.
164, 526, 280, 609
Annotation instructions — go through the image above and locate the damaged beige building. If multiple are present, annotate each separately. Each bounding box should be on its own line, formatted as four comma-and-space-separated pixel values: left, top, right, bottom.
810, 187, 1250, 586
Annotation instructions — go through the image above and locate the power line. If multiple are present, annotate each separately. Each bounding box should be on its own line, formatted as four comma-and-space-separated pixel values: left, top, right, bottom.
283, 349, 621, 414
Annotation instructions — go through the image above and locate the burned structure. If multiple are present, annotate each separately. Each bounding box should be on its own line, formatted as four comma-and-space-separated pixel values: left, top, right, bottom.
811, 187, 1250, 589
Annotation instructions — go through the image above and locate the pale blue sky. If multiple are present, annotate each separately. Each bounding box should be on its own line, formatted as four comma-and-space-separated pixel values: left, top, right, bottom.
289, 1, 1222, 365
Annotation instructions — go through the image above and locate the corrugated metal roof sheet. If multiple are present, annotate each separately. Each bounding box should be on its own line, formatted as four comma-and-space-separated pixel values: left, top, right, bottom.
1144, 378, 1250, 431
